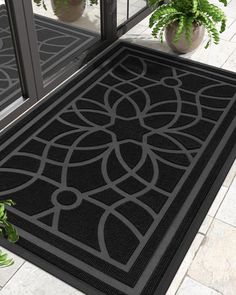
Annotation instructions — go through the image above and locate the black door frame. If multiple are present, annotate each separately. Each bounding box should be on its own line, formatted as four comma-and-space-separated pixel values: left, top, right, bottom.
1, 0, 150, 131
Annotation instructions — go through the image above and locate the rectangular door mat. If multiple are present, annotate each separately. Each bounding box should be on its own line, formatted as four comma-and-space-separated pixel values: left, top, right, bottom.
0, 42, 236, 295
0, 5, 99, 110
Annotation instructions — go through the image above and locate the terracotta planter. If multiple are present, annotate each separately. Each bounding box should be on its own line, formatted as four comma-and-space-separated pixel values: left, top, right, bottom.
51, 0, 86, 23
165, 22, 205, 54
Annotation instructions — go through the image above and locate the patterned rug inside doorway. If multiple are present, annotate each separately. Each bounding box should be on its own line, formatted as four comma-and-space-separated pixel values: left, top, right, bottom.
0, 5, 98, 110
0, 42, 236, 295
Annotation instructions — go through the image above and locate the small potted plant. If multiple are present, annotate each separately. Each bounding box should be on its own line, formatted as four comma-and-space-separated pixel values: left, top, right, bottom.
0, 200, 19, 267
148, 0, 227, 54
33, 0, 98, 23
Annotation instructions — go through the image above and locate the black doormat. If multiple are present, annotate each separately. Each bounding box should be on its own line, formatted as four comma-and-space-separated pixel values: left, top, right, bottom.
0, 42, 236, 295
0, 5, 98, 110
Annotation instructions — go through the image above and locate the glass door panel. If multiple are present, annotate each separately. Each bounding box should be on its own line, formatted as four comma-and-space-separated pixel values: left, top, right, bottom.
117, 0, 128, 26
31, 0, 101, 87
0, 0, 24, 113
117, 0, 148, 27
0, 0, 149, 130
129, 0, 147, 18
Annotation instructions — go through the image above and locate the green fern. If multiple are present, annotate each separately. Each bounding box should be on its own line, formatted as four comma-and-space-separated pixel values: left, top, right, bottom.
149, 0, 227, 48
0, 200, 19, 268
173, 15, 185, 43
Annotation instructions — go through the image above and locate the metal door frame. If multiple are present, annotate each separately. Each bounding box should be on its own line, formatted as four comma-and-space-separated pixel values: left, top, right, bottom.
1, 0, 150, 131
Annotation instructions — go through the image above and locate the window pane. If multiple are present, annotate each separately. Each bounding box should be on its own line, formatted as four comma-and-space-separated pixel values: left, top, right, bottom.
0, 0, 24, 114
117, 0, 148, 26
32, 0, 101, 86
117, 0, 127, 26
129, 0, 147, 18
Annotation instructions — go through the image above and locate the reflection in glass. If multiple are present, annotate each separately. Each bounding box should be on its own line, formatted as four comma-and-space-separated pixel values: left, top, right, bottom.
32, 0, 100, 85
117, 0, 128, 26
117, 0, 148, 26
0, 0, 24, 112
129, 0, 147, 18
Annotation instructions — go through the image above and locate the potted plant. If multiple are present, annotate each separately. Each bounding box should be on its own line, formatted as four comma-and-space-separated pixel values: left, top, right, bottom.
33, 0, 98, 23
148, 0, 227, 54
0, 200, 19, 267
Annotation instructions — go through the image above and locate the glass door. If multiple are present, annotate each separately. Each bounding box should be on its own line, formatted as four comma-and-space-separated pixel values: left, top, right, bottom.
31, 0, 101, 88
0, 0, 114, 131
13, 0, 117, 99
117, 0, 150, 36
0, 0, 150, 131
0, 0, 37, 129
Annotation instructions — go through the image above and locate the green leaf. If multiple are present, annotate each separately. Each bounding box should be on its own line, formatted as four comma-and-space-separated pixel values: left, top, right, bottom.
173, 16, 185, 43
0, 199, 19, 267
0, 250, 14, 268
218, 0, 228, 6
4, 222, 19, 243
185, 17, 194, 44
148, 0, 164, 10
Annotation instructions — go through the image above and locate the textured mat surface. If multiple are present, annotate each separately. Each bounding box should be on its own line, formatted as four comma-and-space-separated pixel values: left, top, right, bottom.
0, 42, 236, 295
0, 5, 98, 110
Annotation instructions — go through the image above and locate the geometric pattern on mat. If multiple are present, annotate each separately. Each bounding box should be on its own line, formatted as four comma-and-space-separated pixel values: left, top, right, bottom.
0, 5, 98, 109
0, 43, 236, 295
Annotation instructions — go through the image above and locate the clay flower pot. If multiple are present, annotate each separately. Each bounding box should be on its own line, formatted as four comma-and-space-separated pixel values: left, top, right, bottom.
165, 21, 205, 54
51, 0, 86, 23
